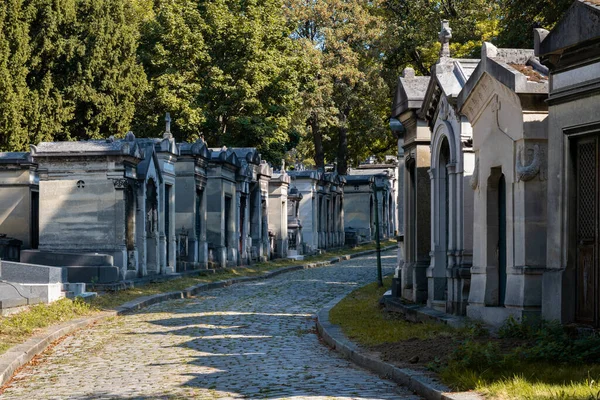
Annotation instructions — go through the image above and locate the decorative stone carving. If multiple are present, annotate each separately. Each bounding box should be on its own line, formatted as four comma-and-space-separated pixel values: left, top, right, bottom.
112, 178, 128, 189
516, 144, 545, 182
470, 156, 479, 190
439, 99, 450, 121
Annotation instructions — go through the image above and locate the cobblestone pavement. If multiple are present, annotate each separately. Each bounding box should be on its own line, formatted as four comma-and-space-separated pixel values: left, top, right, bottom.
2, 252, 421, 400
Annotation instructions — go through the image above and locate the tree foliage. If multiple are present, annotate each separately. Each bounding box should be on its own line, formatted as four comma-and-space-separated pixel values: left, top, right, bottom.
0, 0, 577, 164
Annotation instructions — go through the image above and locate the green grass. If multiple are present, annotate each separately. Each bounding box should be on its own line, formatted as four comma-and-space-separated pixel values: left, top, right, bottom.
442, 363, 600, 399
0, 298, 95, 354
0, 241, 394, 355
329, 276, 455, 346
331, 276, 600, 399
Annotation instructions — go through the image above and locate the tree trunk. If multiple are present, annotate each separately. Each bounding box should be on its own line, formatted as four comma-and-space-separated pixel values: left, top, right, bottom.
336, 110, 349, 175
311, 112, 325, 170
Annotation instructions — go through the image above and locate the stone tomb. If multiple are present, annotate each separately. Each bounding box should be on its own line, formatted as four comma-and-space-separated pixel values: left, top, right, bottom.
206, 148, 241, 267
175, 138, 210, 270
31, 134, 143, 281
537, 0, 600, 327
0, 152, 39, 250
233, 148, 272, 263
419, 20, 478, 315
392, 67, 431, 303
135, 126, 179, 275
287, 185, 303, 258
287, 170, 345, 253
320, 171, 345, 249
457, 41, 549, 326
268, 166, 290, 258
347, 161, 398, 240
343, 175, 375, 245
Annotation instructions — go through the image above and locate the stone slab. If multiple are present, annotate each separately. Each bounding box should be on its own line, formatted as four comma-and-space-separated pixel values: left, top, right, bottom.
0, 261, 66, 284
20, 250, 114, 267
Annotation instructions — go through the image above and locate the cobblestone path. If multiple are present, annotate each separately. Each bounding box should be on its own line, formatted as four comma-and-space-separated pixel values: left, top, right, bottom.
2, 252, 420, 400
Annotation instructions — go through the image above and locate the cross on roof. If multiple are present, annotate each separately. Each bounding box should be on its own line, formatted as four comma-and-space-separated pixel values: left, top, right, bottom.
439, 20, 452, 58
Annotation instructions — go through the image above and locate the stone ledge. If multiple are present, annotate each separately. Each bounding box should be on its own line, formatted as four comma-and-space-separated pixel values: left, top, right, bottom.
315, 294, 482, 400
381, 296, 467, 329
0, 245, 394, 388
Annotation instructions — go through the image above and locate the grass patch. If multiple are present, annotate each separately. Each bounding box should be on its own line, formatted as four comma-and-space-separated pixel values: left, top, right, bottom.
0, 298, 95, 354
442, 363, 600, 399
441, 318, 600, 398
1, 241, 393, 356
331, 278, 600, 399
329, 276, 455, 346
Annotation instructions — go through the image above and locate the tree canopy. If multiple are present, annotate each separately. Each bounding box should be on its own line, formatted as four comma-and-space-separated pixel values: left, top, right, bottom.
0, 0, 574, 164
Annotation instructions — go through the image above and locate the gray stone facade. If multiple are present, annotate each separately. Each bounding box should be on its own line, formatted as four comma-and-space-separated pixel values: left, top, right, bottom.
176, 138, 210, 270
30, 134, 144, 281
538, 0, 600, 327
419, 21, 478, 315
268, 167, 290, 258
457, 42, 549, 326
206, 148, 241, 268
287, 170, 345, 254
392, 67, 431, 304
0, 152, 39, 250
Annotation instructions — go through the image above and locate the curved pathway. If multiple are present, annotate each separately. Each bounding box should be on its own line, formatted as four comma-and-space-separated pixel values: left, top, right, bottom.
2, 251, 420, 399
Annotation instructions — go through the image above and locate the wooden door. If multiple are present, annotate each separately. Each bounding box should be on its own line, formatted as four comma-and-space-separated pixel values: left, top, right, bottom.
576, 137, 599, 326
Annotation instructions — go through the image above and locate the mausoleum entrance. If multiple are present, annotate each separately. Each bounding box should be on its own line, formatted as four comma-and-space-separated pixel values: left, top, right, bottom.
574, 135, 600, 326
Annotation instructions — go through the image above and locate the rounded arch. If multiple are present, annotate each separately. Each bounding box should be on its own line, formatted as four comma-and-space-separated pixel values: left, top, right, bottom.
431, 120, 459, 173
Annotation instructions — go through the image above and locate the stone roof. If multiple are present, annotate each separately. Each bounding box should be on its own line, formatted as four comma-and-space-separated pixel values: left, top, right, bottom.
457, 42, 549, 112
232, 148, 261, 165
0, 152, 34, 165
135, 137, 178, 156
391, 68, 430, 118
287, 170, 321, 180
178, 138, 210, 159
136, 145, 163, 183
31, 135, 142, 159
345, 175, 374, 185
270, 171, 291, 185
209, 147, 240, 167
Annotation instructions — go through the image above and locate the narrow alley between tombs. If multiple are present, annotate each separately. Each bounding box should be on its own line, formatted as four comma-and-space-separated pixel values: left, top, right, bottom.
1, 252, 420, 400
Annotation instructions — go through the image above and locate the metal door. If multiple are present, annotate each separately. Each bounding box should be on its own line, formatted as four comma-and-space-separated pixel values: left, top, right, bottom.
576, 137, 599, 326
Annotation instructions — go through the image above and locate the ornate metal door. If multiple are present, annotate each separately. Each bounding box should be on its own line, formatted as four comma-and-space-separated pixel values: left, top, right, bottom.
576, 137, 599, 326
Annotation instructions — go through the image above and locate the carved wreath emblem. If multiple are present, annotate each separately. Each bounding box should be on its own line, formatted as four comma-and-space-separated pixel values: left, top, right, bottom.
516, 144, 545, 182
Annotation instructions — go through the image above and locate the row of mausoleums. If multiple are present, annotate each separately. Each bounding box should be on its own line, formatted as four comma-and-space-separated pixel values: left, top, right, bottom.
393, 0, 600, 328
0, 123, 398, 287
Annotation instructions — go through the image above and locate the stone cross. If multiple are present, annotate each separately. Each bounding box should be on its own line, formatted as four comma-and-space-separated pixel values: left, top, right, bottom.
439, 20, 452, 58
164, 112, 172, 138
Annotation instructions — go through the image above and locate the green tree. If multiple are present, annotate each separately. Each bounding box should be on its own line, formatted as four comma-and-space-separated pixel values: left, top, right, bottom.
288, 0, 394, 173
496, 0, 572, 48
382, 0, 499, 78
134, 0, 208, 140
0, 0, 30, 151
198, 0, 307, 163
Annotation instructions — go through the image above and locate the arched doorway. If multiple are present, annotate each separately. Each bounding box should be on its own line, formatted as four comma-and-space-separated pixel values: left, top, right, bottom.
146, 179, 158, 274
433, 138, 451, 304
